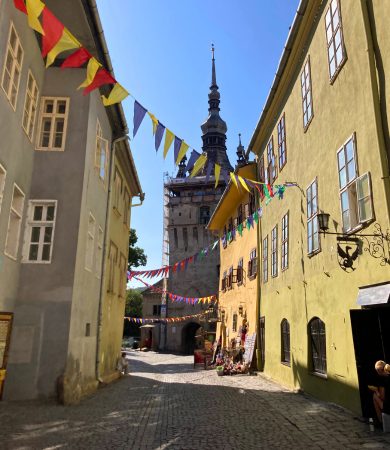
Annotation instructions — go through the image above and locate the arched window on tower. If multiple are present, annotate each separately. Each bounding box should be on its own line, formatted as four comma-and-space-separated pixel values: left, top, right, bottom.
199, 206, 210, 225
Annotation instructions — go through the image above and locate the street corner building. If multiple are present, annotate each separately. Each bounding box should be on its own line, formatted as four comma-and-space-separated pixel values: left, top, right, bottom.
247, 0, 390, 415
0, 0, 143, 403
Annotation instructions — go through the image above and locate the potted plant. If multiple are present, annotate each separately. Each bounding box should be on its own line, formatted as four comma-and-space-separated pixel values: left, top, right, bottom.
216, 365, 224, 376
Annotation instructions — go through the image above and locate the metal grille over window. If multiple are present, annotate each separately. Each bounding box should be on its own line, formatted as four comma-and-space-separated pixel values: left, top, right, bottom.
281, 319, 290, 365
26, 202, 56, 262
309, 317, 327, 375
325, 0, 346, 81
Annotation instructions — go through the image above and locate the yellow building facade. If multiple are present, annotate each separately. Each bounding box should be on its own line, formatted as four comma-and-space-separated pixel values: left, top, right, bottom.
98, 140, 143, 383
208, 164, 259, 359
249, 0, 390, 415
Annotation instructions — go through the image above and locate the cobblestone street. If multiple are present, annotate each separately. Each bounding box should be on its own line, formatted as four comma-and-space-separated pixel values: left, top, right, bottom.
2, 351, 390, 449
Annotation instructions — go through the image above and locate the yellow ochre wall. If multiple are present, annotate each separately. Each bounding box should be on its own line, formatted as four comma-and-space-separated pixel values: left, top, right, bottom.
251, 0, 390, 414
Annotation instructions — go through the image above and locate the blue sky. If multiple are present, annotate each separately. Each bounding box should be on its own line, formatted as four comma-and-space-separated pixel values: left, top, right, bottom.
95, 0, 298, 287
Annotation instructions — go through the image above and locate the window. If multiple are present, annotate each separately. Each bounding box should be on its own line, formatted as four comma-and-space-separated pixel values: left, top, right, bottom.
237, 204, 243, 225
95, 122, 109, 182
237, 258, 243, 286
85, 323, 91, 337
5, 184, 25, 259
262, 236, 268, 283
307, 179, 320, 254
227, 266, 233, 290
108, 242, 118, 293
119, 253, 127, 298
221, 270, 227, 292
301, 58, 313, 130
173, 228, 178, 249
277, 114, 287, 170
222, 226, 227, 249
281, 319, 290, 365
337, 135, 373, 232
85, 213, 95, 270
95, 226, 103, 277
266, 137, 277, 184
123, 188, 130, 227
248, 248, 257, 279
227, 217, 233, 242
37, 97, 69, 150
24, 201, 56, 263
325, 0, 346, 81
199, 206, 210, 224
281, 212, 289, 270
232, 314, 238, 333
183, 227, 188, 249
0, 164, 6, 215
22, 71, 39, 141
193, 227, 198, 244
258, 155, 265, 197
309, 317, 327, 375
1, 23, 23, 110
153, 305, 162, 316
249, 193, 256, 216
113, 168, 123, 213
271, 225, 278, 277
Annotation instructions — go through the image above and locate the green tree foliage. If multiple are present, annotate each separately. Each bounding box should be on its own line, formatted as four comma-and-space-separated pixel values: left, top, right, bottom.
125, 289, 143, 318
128, 228, 147, 269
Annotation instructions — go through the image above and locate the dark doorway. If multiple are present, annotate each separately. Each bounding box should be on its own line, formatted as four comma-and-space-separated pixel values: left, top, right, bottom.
182, 322, 200, 355
350, 307, 390, 417
259, 316, 265, 371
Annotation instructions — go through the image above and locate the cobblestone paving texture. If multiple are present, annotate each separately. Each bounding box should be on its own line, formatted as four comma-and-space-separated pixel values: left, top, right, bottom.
1, 351, 390, 449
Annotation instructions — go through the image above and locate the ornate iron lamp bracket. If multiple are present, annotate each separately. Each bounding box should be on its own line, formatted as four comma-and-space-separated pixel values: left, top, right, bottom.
360, 223, 390, 266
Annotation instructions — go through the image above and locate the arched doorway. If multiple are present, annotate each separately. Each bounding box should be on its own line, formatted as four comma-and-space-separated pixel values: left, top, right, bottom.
182, 322, 201, 355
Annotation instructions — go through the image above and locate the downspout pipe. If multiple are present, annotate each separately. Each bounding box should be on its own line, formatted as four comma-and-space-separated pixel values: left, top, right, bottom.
95, 134, 129, 382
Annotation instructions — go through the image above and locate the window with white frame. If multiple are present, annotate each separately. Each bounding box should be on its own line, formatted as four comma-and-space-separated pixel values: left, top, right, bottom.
281, 212, 289, 270
123, 187, 130, 227
337, 134, 373, 232
22, 71, 39, 141
271, 225, 278, 277
113, 168, 123, 213
1, 23, 23, 110
85, 212, 95, 271
95, 226, 103, 277
0, 164, 6, 216
277, 114, 287, 170
119, 253, 127, 298
307, 179, 320, 254
95, 122, 109, 183
37, 97, 69, 150
5, 184, 25, 259
266, 136, 277, 184
325, 0, 346, 81
301, 58, 313, 129
24, 201, 56, 262
262, 236, 268, 283
108, 241, 118, 293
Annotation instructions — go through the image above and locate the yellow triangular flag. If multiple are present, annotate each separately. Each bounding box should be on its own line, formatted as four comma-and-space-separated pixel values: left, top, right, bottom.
163, 129, 174, 159
230, 172, 239, 189
214, 164, 221, 188
176, 141, 189, 165
46, 28, 80, 68
190, 153, 207, 177
26, 0, 45, 35
238, 175, 250, 192
79, 58, 101, 89
102, 83, 129, 106
148, 112, 159, 135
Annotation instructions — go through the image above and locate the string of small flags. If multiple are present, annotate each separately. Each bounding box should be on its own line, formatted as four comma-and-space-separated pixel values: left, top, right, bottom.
132, 276, 217, 304
124, 312, 207, 324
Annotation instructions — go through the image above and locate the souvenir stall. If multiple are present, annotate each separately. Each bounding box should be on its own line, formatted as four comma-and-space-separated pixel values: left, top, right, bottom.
193, 329, 216, 369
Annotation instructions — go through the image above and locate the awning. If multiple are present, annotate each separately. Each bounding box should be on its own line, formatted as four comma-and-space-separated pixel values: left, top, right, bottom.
356, 282, 390, 306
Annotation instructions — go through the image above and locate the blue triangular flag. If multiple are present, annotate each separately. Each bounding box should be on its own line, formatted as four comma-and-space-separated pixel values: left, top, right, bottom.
155, 121, 165, 152
133, 101, 147, 137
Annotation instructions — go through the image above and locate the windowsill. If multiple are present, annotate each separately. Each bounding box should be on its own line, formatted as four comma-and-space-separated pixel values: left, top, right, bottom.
22, 259, 52, 264
310, 371, 327, 380
303, 115, 314, 133
307, 248, 321, 258
248, 274, 256, 281
281, 361, 291, 368
237, 281, 243, 287
281, 266, 288, 272
35, 147, 65, 152
113, 206, 121, 217
343, 218, 375, 236
4, 251, 17, 261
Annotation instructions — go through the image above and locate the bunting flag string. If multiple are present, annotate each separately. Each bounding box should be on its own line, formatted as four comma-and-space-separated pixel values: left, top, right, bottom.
124, 311, 209, 324
13, 1, 297, 199
132, 277, 217, 305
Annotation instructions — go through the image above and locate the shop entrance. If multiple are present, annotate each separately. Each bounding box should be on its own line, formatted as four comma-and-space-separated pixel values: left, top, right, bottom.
182, 322, 200, 355
0, 312, 13, 400
350, 307, 390, 417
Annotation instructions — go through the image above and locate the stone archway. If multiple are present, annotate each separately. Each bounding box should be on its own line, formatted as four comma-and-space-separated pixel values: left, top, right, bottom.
181, 322, 201, 355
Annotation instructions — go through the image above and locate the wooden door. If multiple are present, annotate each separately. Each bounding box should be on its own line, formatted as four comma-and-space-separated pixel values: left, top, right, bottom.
0, 313, 13, 399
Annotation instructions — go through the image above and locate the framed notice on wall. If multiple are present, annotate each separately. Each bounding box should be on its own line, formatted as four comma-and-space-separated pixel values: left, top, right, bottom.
243, 332, 256, 368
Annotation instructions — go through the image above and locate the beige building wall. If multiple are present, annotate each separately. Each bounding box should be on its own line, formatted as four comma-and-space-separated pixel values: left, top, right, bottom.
250, 0, 390, 414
